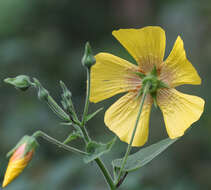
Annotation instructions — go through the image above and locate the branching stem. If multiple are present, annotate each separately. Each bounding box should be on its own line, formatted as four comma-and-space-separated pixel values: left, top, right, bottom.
80, 68, 116, 190
32, 130, 87, 155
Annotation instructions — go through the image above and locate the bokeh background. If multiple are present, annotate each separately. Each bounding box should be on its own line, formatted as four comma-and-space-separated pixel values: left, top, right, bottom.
0, 0, 210, 189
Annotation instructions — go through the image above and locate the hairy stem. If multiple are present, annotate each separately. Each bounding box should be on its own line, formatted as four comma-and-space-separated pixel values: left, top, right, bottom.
80, 68, 116, 190
32, 130, 87, 155
115, 82, 150, 186
95, 158, 116, 190
81, 69, 91, 127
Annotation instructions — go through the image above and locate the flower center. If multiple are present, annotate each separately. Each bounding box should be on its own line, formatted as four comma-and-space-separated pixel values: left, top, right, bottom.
142, 74, 160, 94
135, 66, 169, 107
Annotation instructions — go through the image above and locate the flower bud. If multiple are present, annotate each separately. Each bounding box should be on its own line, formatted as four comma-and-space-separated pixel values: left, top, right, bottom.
32, 78, 70, 121
2, 136, 38, 188
60, 81, 72, 100
60, 81, 72, 111
82, 42, 96, 68
4, 75, 31, 91
33, 78, 49, 101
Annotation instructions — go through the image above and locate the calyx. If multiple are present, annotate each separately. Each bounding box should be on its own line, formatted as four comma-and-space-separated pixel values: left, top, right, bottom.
136, 66, 169, 108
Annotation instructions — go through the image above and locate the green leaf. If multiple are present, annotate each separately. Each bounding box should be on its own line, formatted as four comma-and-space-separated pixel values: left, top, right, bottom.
112, 138, 178, 172
63, 131, 83, 144
85, 107, 103, 122
84, 137, 116, 163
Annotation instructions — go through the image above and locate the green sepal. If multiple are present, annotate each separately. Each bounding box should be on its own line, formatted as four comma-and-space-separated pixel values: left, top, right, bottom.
7, 135, 39, 158
142, 75, 158, 94
150, 65, 157, 76
82, 42, 96, 68
63, 130, 83, 144
158, 81, 169, 89
134, 72, 146, 79
112, 138, 178, 172
4, 75, 32, 91
139, 65, 169, 100
85, 107, 103, 122
23, 136, 39, 156
84, 137, 116, 163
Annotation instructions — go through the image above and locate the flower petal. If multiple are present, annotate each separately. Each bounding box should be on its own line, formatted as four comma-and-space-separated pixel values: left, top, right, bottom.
157, 88, 205, 139
90, 53, 140, 103
2, 151, 33, 188
160, 36, 201, 87
112, 26, 166, 73
104, 92, 152, 147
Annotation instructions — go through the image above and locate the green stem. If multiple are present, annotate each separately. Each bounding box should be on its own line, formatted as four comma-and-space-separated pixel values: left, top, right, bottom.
115, 82, 150, 186
95, 158, 116, 190
81, 69, 91, 126
32, 130, 87, 155
80, 68, 116, 190
80, 125, 90, 143
80, 68, 91, 142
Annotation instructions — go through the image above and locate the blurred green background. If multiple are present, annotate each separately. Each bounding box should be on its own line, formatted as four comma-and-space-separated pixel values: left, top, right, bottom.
0, 0, 210, 189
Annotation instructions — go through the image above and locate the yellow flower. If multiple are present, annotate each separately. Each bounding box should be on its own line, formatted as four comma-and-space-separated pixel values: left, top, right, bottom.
90, 26, 205, 147
2, 136, 36, 188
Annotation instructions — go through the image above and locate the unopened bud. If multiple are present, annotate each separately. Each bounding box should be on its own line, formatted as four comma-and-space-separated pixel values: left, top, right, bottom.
60, 81, 72, 111
82, 42, 96, 68
2, 136, 38, 188
32, 78, 70, 121
33, 78, 49, 101
60, 81, 72, 99
4, 75, 31, 91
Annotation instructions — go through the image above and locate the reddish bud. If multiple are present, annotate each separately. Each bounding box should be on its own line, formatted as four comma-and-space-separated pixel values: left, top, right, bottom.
2, 136, 38, 188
